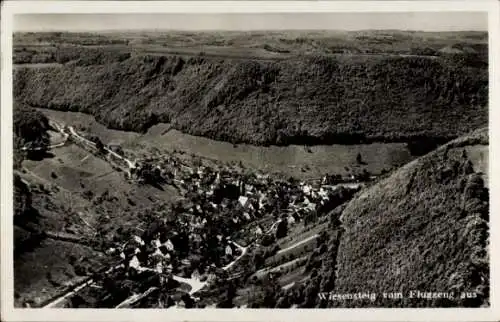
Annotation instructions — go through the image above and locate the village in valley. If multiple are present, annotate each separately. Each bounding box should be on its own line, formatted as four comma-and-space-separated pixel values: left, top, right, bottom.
30, 119, 369, 308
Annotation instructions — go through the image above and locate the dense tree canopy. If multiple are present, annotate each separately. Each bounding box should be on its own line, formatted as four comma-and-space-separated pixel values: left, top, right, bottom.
13, 102, 50, 159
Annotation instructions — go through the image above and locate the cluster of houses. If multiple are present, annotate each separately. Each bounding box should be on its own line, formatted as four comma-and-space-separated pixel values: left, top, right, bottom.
48, 125, 372, 307
95, 152, 366, 307
129, 153, 362, 250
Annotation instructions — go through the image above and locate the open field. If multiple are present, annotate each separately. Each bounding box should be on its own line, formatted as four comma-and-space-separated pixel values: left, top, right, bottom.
265, 236, 317, 267
278, 221, 328, 250
39, 109, 413, 180
23, 142, 178, 204
278, 267, 309, 289
254, 256, 308, 279
14, 30, 488, 63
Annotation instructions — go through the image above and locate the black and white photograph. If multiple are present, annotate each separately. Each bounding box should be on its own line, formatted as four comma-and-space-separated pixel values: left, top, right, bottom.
1, 1, 499, 321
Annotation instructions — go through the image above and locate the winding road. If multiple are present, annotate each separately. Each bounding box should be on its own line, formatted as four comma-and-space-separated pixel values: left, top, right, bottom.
43, 264, 124, 308
67, 126, 137, 169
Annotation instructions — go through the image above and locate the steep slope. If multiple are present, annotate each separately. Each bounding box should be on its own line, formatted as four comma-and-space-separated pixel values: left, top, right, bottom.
14, 54, 487, 146
324, 128, 489, 307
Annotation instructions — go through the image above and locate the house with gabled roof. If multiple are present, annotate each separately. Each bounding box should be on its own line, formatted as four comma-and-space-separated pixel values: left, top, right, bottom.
132, 235, 145, 246
225, 244, 233, 256
129, 255, 141, 271
192, 268, 201, 280
163, 239, 174, 251
238, 196, 249, 208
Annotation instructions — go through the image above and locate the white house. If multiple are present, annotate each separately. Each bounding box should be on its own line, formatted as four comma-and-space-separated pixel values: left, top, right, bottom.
225, 245, 233, 256
302, 185, 312, 195
318, 187, 329, 199
129, 255, 141, 270
259, 196, 267, 209
192, 269, 201, 280
151, 248, 165, 259
238, 196, 249, 208
255, 227, 263, 236
287, 216, 296, 225
163, 239, 174, 251
153, 239, 162, 249
133, 235, 145, 246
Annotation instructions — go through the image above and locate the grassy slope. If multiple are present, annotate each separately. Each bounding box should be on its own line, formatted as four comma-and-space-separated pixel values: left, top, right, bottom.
14, 51, 487, 146
39, 109, 412, 180
13, 171, 106, 307
14, 143, 180, 306
21, 143, 180, 241
14, 239, 104, 307
330, 128, 489, 307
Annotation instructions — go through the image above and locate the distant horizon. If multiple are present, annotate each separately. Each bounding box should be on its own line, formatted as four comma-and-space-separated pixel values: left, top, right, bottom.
13, 29, 489, 34
14, 12, 488, 32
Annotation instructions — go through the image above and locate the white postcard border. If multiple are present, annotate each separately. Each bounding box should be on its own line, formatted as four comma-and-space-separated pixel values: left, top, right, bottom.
1, 1, 499, 321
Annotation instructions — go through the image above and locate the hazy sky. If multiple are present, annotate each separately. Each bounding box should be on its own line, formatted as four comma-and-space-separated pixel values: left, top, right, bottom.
14, 12, 488, 32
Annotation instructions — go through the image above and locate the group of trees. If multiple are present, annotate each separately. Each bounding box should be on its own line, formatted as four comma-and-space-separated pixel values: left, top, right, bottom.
14, 45, 131, 66
275, 217, 288, 239
13, 102, 51, 164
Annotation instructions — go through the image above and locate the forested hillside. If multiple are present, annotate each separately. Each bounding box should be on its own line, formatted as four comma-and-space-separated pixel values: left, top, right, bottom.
14, 53, 487, 146
325, 128, 489, 307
